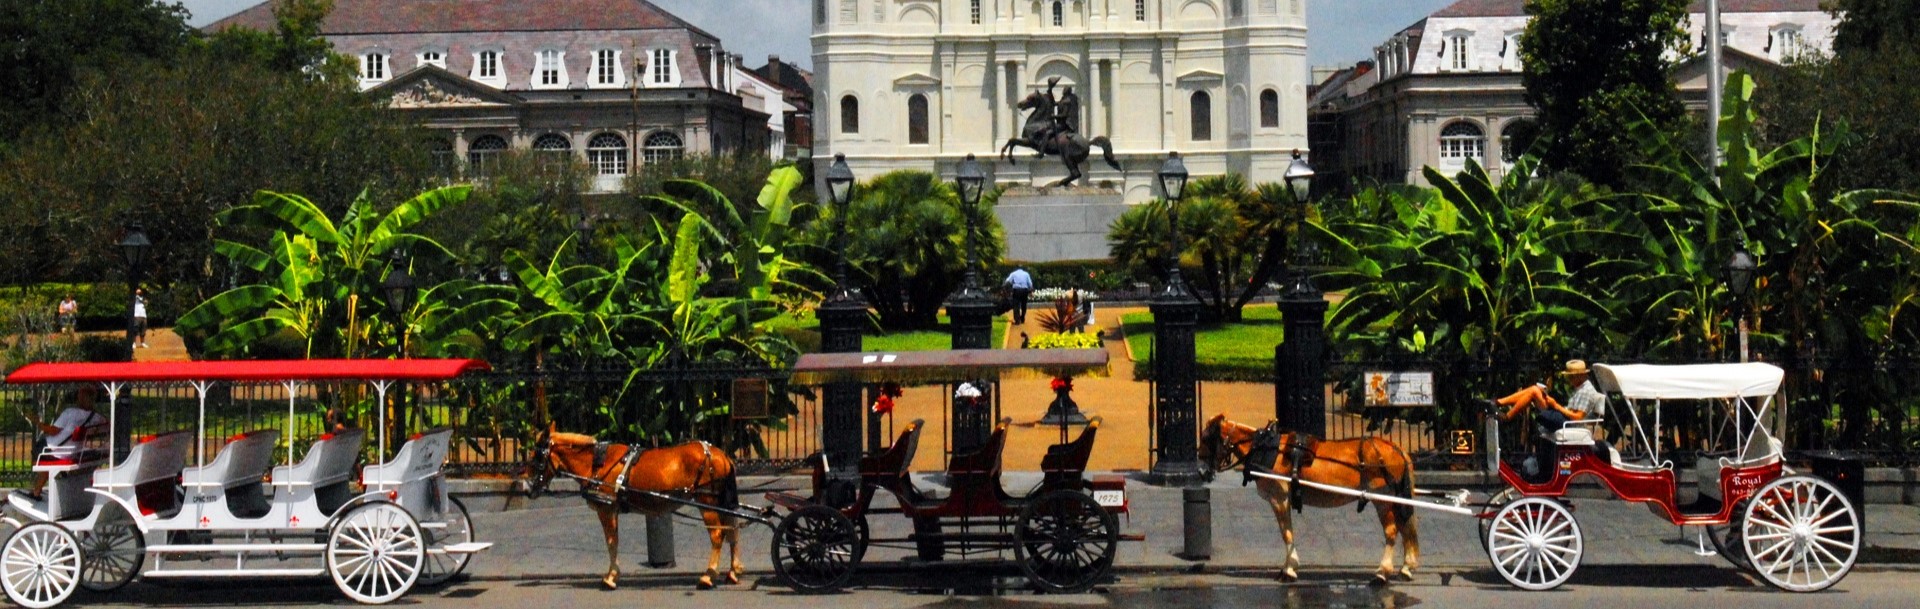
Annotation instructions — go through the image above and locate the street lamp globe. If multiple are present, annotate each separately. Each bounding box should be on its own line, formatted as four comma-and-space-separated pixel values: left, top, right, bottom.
1726, 247, 1756, 298
1284, 150, 1315, 203
826, 153, 856, 207
1157, 152, 1188, 203
956, 153, 986, 206
382, 253, 416, 316
119, 223, 152, 270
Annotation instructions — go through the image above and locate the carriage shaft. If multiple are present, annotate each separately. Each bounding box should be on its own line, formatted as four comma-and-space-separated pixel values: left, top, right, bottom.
1245, 470, 1478, 516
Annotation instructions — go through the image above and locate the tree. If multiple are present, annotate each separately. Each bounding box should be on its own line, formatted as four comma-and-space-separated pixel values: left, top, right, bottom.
1755, 0, 1920, 193
1107, 176, 1305, 322
807, 171, 1005, 330
1521, 0, 1690, 187
0, 0, 193, 148
199, 0, 356, 80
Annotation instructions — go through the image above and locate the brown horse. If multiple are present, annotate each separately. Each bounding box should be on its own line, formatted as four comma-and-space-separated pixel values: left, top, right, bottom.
1198, 413, 1421, 584
525, 425, 743, 590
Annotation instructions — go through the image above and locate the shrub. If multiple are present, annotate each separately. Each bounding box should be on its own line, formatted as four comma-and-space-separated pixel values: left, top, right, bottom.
993, 259, 1135, 293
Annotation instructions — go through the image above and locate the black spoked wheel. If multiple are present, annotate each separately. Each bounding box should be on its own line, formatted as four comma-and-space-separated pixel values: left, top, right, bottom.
1014, 490, 1119, 594
76, 504, 143, 593
418, 497, 474, 586
771, 505, 861, 593
1707, 512, 1751, 572
1477, 488, 1518, 555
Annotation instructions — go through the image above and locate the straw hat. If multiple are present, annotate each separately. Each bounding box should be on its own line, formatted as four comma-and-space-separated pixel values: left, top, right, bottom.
1560, 360, 1590, 376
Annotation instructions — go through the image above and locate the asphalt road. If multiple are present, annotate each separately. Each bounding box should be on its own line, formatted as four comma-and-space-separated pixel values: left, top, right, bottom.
50, 566, 1920, 609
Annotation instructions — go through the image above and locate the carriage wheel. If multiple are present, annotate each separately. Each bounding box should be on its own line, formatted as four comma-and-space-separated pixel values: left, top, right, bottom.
1014, 490, 1119, 594
1477, 488, 1519, 555
1485, 497, 1583, 591
1739, 475, 1859, 592
417, 497, 473, 587
76, 505, 143, 593
1707, 515, 1751, 572
327, 502, 425, 604
2, 521, 82, 608
771, 505, 861, 593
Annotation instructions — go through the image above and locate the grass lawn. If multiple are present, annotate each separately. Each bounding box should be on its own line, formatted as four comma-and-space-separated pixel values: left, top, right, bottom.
1120, 306, 1287, 381
767, 311, 1010, 352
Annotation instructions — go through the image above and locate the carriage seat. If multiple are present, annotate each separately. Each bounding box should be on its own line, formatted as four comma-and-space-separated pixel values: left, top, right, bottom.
1039, 418, 1101, 491
362, 427, 454, 488
272, 428, 366, 516
33, 420, 110, 469
1550, 426, 1595, 445
858, 419, 924, 501
93, 430, 193, 519
916, 419, 1010, 505
182, 429, 279, 519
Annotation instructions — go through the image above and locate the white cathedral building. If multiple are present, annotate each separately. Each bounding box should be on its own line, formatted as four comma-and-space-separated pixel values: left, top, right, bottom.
812, 0, 1311, 203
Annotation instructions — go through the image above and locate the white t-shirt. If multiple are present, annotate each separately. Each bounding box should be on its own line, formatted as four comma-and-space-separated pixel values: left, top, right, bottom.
45, 407, 104, 452
132, 296, 147, 319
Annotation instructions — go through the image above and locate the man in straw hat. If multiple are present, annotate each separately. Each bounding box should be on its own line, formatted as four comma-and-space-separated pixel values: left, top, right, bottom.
1490, 360, 1607, 479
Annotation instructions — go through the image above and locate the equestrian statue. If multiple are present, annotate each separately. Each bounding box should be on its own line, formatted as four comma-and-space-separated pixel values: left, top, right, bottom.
1000, 76, 1120, 187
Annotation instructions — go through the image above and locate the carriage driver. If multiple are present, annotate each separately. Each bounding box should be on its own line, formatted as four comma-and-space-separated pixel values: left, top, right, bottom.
20, 386, 106, 501
1490, 360, 1607, 477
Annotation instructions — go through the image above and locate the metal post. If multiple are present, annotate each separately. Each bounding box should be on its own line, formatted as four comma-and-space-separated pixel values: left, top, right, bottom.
1148, 261, 1203, 484
644, 512, 676, 568
1275, 291, 1329, 437
1182, 487, 1212, 560
947, 154, 996, 452
1707, 0, 1724, 174
818, 298, 867, 472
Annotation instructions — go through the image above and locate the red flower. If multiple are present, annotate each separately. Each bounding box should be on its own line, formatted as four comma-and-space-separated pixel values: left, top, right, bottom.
1050, 377, 1073, 392
871, 394, 895, 415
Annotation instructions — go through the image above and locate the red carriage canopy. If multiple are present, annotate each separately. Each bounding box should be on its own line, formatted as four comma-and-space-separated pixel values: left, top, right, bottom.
5, 359, 491, 384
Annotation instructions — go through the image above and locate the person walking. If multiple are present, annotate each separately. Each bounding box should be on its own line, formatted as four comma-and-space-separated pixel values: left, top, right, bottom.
56, 295, 77, 333
131, 288, 149, 348
1003, 266, 1034, 324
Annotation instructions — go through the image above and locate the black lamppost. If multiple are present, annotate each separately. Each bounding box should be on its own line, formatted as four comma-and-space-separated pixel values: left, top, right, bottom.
818, 153, 868, 490
575, 216, 596, 263
118, 224, 151, 362
1150, 152, 1202, 484
1275, 151, 1328, 436
947, 154, 997, 451
1726, 246, 1756, 363
382, 251, 416, 357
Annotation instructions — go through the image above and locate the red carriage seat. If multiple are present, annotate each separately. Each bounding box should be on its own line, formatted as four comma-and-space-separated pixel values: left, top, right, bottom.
1039, 417, 1101, 492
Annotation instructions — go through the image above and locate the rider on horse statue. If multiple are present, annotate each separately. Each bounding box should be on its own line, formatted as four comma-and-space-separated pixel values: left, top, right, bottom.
1037, 77, 1081, 158
1001, 75, 1119, 187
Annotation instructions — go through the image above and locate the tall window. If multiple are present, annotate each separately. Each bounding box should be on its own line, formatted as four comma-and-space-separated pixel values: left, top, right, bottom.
907, 94, 929, 144
428, 138, 455, 179
1190, 91, 1212, 141
533, 133, 572, 170
360, 52, 388, 82
1447, 34, 1470, 71
588, 133, 628, 176
1259, 89, 1279, 128
536, 49, 563, 87
1770, 26, 1805, 62
971, 0, 981, 24
418, 50, 444, 70
1136, 0, 1147, 21
1439, 121, 1484, 164
1052, 1, 1064, 26
593, 49, 621, 86
840, 95, 860, 134
644, 131, 684, 164
467, 135, 508, 177
476, 50, 500, 80
650, 49, 675, 85
1502, 32, 1522, 71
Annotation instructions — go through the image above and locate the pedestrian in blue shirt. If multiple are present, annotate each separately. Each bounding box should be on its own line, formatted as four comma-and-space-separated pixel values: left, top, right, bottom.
1003, 267, 1034, 324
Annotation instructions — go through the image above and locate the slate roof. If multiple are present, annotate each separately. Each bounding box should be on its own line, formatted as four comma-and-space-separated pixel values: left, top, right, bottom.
1430, 0, 1826, 18
209, 0, 715, 38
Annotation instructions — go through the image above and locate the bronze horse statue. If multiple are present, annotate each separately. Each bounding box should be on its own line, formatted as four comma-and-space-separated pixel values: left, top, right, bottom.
524, 425, 745, 590
1199, 413, 1422, 584
999, 82, 1120, 188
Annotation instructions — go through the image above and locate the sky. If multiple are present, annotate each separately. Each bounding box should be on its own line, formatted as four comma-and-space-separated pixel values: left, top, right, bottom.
177, 0, 1459, 69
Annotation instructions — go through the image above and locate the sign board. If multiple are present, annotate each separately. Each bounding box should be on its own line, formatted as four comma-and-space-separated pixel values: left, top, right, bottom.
1360, 371, 1435, 407
731, 378, 770, 420
1450, 430, 1476, 455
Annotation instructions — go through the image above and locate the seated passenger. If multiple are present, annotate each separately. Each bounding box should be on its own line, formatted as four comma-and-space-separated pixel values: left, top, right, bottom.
1490, 360, 1605, 479
22, 386, 106, 501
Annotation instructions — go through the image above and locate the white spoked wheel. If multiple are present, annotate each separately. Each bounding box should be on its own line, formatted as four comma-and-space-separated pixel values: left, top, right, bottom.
2, 522, 82, 608
1740, 475, 1860, 592
76, 505, 143, 593
327, 502, 425, 604
1486, 497, 1583, 591
417, 497, 473, 587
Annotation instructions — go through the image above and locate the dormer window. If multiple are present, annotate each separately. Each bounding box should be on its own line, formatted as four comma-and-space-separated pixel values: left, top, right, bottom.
534, 49, 567, 89
472, 49, 504, 86
648, 48, 680, 86
417, 50, 445, 70
1501, 32, 1522, 71
1769, 25, 1806, 62
360, 52, 389, 84
1445, 32, 1471, 71
590, 48, 625, 87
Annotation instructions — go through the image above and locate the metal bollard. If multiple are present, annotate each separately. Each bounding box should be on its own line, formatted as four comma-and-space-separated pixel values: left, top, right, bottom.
1182, 487, 1212, 560
645, 512, 676, 568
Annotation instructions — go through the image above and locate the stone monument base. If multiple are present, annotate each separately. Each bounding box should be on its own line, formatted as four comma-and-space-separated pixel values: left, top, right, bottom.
995, 185, 1127, 262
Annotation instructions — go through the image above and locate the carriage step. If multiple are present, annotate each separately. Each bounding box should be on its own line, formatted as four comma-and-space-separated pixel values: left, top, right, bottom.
147, 543, 325, 554
142, 568, 327, 578
435, 542, 492, 555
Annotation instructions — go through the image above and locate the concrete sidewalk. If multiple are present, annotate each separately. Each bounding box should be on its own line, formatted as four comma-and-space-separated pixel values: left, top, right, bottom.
452, 473, 1920, 586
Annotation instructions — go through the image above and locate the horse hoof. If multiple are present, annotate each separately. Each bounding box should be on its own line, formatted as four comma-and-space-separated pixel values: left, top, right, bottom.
1278, 572, 1298, 583
1370, 574, 1390, 587
602, 578, 618, 590
725, 571, 741, 585
697, 577, 715, 590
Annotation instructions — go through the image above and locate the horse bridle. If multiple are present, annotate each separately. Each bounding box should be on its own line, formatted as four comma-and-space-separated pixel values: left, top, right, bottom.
1200, 421, 1254, 475
524, 427, 555, 499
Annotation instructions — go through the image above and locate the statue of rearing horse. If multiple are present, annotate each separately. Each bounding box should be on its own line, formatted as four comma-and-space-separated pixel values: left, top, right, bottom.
1000, 76, 1120, 188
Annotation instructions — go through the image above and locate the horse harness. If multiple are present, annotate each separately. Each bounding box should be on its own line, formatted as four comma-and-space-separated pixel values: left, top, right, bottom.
563, 440, 724, 514
1242, 424, 1398, 514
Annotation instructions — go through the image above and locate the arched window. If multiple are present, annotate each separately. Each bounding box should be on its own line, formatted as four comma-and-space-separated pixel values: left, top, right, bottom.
588, 133, 628, 176
1190, 91, 1212, 141
1259, 89, 1279, 129
1052, 1, 1064, 26
840, 95, 860, 134
467, 135, 508, 177
427, 138, 455, 178
644, 131, 684, 164
533, 133, 572, 170
1439, 121, 1484, 165
907, 94, 929, 144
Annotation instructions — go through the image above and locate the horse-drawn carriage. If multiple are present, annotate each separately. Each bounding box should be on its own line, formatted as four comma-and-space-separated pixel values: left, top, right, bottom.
1, 360, 493, 607
763, 349, 1131, 593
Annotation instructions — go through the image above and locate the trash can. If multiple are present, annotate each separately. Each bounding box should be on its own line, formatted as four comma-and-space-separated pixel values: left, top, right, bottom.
1809, 450, 1867, 530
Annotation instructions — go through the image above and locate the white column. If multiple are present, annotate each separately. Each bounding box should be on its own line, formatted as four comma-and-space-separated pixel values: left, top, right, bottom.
1088, 59, 1104, 136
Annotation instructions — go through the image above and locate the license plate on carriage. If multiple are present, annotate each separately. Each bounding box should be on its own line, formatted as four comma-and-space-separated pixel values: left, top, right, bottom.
1093, 489, 1125, 507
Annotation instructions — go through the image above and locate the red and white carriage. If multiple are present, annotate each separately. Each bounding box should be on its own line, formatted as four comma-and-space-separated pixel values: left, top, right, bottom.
1, 360, 493, 607
1482, 362, 1861, 591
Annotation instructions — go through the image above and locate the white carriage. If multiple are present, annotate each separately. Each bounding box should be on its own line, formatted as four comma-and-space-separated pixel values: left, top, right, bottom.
1, 360, 494, 607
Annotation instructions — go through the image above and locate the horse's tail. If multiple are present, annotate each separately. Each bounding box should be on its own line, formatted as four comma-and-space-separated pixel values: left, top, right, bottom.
716, 451, 740, 511
1379, 437, 1417, 522
1092, 136, 1120, 170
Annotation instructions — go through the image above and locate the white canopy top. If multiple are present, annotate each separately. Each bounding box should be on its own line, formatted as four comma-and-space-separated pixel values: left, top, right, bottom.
1590, 363, 1784, 400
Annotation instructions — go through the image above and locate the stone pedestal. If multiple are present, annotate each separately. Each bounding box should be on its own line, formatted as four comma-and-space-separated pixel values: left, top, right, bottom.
994, 186, 1127, 261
